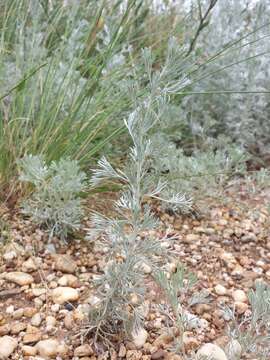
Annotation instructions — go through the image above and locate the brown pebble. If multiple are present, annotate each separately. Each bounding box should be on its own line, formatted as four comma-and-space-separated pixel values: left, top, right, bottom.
151, 349, 166, 359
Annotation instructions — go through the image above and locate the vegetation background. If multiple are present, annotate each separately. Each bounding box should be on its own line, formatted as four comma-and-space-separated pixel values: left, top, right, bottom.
0, 1, 270, 359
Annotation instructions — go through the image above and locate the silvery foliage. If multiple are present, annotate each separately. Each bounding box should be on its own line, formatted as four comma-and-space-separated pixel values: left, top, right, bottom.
224, 281, 270, 359
245, 168, 270, 194
147, 0, 268, 210
86, 43, 192, 343
18, 155, 86, 240
155, 264, 210, 356
151, 140, 247, 210
181, 0, 270, 156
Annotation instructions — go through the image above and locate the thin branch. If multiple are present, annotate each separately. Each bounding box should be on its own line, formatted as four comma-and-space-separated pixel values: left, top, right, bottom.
186, 0, 219, 57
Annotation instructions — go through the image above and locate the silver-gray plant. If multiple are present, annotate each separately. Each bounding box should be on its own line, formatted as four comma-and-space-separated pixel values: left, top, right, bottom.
18, 155, 86, 240
155, 264, 210, 357
225, 281, 270, 360
85, 45, 192, 346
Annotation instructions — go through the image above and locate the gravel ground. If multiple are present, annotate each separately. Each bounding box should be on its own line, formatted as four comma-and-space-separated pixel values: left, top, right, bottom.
0, 182, 269, 359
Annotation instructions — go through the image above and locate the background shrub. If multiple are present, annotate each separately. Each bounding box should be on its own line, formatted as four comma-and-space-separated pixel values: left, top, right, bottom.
18, 155, 86, 240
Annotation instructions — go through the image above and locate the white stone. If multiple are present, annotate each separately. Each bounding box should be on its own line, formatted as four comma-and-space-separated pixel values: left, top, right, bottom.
6, 305, 14, 314
51, 287, 79, 304
0, 336, 18, 359
34, 298, 43, 308
131, 327, 148, 348
214, 284, 228, 296
87, 295, 101, 306
58, 274, 78, 287
35, 339, 67, 358
3, 251, 17, 261
12, 308, 24, 319
3, 272, 34, 286
51, 304, 60, 312
232, 289, 248, 303
46, 316, 56, 327
32, 288, 47, 297
196, 343, 228, 360
31, 313, 42, 327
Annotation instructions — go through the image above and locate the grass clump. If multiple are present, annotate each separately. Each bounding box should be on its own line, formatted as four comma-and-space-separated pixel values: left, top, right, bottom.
0, 0, 156, 199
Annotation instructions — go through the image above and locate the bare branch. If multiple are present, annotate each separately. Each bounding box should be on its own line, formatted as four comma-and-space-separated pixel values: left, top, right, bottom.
186, 0, 219, 57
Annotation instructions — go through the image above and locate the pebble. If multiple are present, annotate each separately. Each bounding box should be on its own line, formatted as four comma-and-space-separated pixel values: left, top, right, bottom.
231, 265, 244, 277
220, 252, 237, 268
51, 304, 60, 312
241, 233, 257, 243
12, 308, 24, 319
51, 287, 79, 304
3, 272, 34, 286
153, 332, 174, 348
232, 289, 248, 303
166, 355, 183, 360
234, 301, 248, 314
214, 284, 227, 296
151, 349, 167, 359
0, 324, 10, 336
22, 345, 37, 356
58, 274, 79, 287
119, 344, 127, 357
132, 327, 148, 348
126, 350, 143, 360
11, 322, 26, 335
182, 332, 200, 351
64, 303, 73, 311
22, 257, 38, 272
34, 298, 44, 308
64, 313, 73, 330
46, 316, 56, 328
196, 343, 228, 360
32, 288, 47, 297
0, 336, 18, 359
195, 304, 211, 315
3, 251, 17, 261
31, 313, 42, 327
49, 281, 58, 289
23, 331, 42, 344
6, 305, 14, 314
185, 234, 200, 242
53, 254, 77, 274
35, 339, 67, 358
74, 344, 93, 357
141, 262, 152, 274
24, 307, 38, 317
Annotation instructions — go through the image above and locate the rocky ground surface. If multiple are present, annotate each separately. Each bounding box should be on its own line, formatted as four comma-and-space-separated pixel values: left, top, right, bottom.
0, 183, 269, 360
